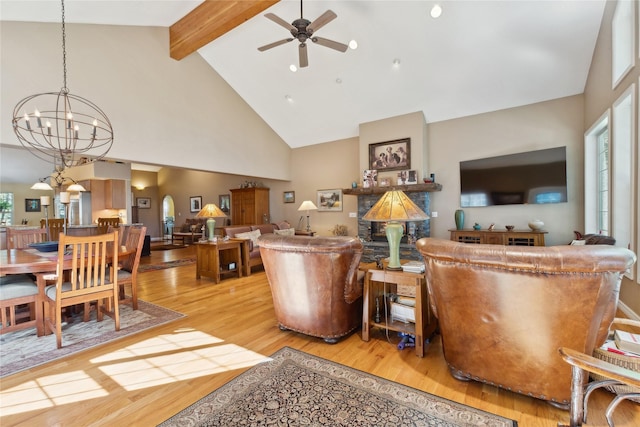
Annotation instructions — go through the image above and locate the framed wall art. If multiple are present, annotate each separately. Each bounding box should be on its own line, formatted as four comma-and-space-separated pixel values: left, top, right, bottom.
25, 198, 41, 212
219, 194, 230, 214
317, 189, 343, 212
283, 191, 295, 203
368, 138, 410, 172
190, 196, 202, 213
137, 197, 151, 209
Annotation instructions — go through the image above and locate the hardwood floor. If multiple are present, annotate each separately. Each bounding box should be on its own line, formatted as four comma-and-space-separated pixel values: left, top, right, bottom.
1, 244, 638, 426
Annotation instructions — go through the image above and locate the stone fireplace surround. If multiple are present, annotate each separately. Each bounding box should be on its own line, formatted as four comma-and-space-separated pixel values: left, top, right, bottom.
343, 183, 441, 263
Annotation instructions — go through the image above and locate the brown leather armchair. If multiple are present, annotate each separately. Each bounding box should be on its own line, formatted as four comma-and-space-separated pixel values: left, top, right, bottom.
259, 234, 364, 343
415, 238, 636, 409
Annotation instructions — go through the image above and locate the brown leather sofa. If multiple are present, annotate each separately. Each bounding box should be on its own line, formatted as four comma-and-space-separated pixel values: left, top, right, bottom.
259, 234, 364, 343
223, 222, 291, 271
415, 238, 636, 408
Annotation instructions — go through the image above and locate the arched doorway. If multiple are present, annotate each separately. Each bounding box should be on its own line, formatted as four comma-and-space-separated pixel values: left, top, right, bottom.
162, 195, 175, 240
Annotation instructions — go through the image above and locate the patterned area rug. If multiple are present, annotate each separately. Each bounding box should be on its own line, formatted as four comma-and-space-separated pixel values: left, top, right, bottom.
0, 300, 184, 378
152, 244, 190, 251
159, 347, 517, 427
138, 258, 196, 272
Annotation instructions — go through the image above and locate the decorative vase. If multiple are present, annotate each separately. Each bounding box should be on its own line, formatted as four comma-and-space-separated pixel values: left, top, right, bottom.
207, 218, 216, 241
454, 209, 465, 230
528, 219, 544, 231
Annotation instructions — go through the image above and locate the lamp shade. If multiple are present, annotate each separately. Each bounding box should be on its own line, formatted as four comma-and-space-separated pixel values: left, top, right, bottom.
31, 181, 54, 191
297, 200, 318, 211
196, 203, 227, 218
363, 190, 429, 222
66, 183, 86, 192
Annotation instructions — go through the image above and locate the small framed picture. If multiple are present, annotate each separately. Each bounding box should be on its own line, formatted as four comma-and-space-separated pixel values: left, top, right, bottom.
25, 198, 41, 212
219, 194, 230, 214
363, 169, 378, 188
407, 170, 418, 184
317, 189, 343, 212
379, 177, 391, 187
190, 196, 202, 213
283, 191, 295, 203
137, 197, 151, 209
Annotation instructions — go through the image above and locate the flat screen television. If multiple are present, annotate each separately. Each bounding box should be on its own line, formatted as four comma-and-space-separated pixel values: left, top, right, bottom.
459, 146, 567, 207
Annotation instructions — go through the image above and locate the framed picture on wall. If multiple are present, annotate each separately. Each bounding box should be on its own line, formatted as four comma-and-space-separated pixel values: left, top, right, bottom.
137, 197, 151, 209
317, 189, 343, 212
25, 198, 41, 212
283, 191, 295, 203
219, 194, 230, 214
190, 196, 202, 213
368, 138, 410, 172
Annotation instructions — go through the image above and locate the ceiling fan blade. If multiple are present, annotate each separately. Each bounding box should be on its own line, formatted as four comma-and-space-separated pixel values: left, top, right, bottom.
299, 43, 309, 68
258, 38, 294, 52
307, 9, 337, 33
311, 36, 348, 52
265, 13, 297, 33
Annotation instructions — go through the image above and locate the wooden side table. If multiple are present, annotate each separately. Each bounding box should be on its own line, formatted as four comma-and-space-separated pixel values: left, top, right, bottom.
361, 268, 437, 357
195, 240, 243, 283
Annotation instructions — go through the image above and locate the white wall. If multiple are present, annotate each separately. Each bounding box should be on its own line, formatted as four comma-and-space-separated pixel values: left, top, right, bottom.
0, 21, 291, 181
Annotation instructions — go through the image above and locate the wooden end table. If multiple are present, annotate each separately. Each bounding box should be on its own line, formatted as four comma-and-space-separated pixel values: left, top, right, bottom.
361, 268, 437, 357
195, 239, 243, 283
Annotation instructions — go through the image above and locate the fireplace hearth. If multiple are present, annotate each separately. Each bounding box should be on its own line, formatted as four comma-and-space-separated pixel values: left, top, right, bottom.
344, 184, 440, 263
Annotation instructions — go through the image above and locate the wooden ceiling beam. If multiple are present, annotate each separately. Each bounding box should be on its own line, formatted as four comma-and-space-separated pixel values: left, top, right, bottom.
170, 0, 280, 60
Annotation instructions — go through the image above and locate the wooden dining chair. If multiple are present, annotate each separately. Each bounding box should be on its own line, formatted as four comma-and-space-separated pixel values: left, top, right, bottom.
40, 218, 67, 241
97, 217, 120, 235
115, 226, 147, 310
6, 227, 48, 249
43, 231, 120, 348
0, 277, 39, 334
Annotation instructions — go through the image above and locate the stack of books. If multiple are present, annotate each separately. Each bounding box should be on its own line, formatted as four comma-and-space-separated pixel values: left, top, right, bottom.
613, 330, 640, 356
401, 261, 425, 273
391, 296, 416, 323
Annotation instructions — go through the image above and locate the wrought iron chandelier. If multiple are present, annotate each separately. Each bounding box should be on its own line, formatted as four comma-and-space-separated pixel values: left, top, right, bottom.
11, 0, 113, 170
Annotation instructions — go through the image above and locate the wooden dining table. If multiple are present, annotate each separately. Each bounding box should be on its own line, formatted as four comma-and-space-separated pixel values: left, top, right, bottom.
0, 246, 134, 337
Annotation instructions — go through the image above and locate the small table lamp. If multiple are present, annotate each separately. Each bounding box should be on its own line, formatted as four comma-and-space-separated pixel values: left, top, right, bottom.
196, 203, 227, 241
363, 190, 429, 270
297, 200, 318, 232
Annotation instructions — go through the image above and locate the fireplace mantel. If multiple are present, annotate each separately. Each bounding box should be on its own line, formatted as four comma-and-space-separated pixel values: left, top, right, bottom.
343, 182, 442, 196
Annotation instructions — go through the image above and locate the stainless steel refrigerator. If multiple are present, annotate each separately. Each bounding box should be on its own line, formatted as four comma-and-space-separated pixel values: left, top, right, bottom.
68, 192, 92, 225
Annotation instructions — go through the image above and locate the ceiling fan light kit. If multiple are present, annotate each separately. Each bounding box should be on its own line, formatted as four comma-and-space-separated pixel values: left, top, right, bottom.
258, 0, 349, 68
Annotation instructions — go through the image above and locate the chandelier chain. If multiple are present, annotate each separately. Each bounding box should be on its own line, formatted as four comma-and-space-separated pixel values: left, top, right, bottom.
61, 0, 67, 91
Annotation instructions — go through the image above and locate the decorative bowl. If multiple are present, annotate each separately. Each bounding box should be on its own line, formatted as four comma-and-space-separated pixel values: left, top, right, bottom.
29, 241, 59, 252
528, 220, 544, 231
505, 225, 515, 231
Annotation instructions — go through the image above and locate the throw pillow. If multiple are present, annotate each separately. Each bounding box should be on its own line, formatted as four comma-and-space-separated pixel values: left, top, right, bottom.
274, 228, 295, 236
236, 229, 261, 247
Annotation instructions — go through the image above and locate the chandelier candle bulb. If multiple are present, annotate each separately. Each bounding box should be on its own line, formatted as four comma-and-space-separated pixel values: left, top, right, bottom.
24, 114, 31, 130
73, 125, 79, 140
46, 121, 52, 136
92, 119, 97, 137
67, 112, 72, 129
35, 109, 42, 127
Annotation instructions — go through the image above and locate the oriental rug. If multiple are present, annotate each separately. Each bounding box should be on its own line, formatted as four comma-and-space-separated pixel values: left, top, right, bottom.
159, 347, 517, 427
152, 244, 190, 251
138, 258, 196, 273
0, 300, 184, 378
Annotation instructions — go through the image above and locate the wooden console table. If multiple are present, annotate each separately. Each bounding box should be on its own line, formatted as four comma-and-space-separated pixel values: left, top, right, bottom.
195, 240, 244, 283
449, 229, 547, 246
362, 268, 437, 357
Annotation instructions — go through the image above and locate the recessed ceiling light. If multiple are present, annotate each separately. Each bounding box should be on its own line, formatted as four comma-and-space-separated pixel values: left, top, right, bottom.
348, 40, 358, 50
289, 64, 297, 72
430, 4, 442, 19
393, 58, 401, 67
336, 78, 342, 84
284, 95, 293, 102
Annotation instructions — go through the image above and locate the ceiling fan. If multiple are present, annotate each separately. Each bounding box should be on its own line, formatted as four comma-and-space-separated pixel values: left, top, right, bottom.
257, 0, 348, 68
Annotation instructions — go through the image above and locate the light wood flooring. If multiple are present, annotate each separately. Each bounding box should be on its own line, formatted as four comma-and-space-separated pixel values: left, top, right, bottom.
1, 244, 638, 426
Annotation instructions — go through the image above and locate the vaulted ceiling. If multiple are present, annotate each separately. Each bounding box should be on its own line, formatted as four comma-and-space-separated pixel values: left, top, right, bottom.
1, 0, 606, 183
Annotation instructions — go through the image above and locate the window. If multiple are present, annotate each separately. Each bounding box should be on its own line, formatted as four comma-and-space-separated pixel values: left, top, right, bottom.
596, 127, 609, 235
584, 111, 610, 235
0, 192, 14, 226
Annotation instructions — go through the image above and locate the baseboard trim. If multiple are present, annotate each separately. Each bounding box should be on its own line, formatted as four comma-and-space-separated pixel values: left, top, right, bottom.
618, 300, 640, 321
